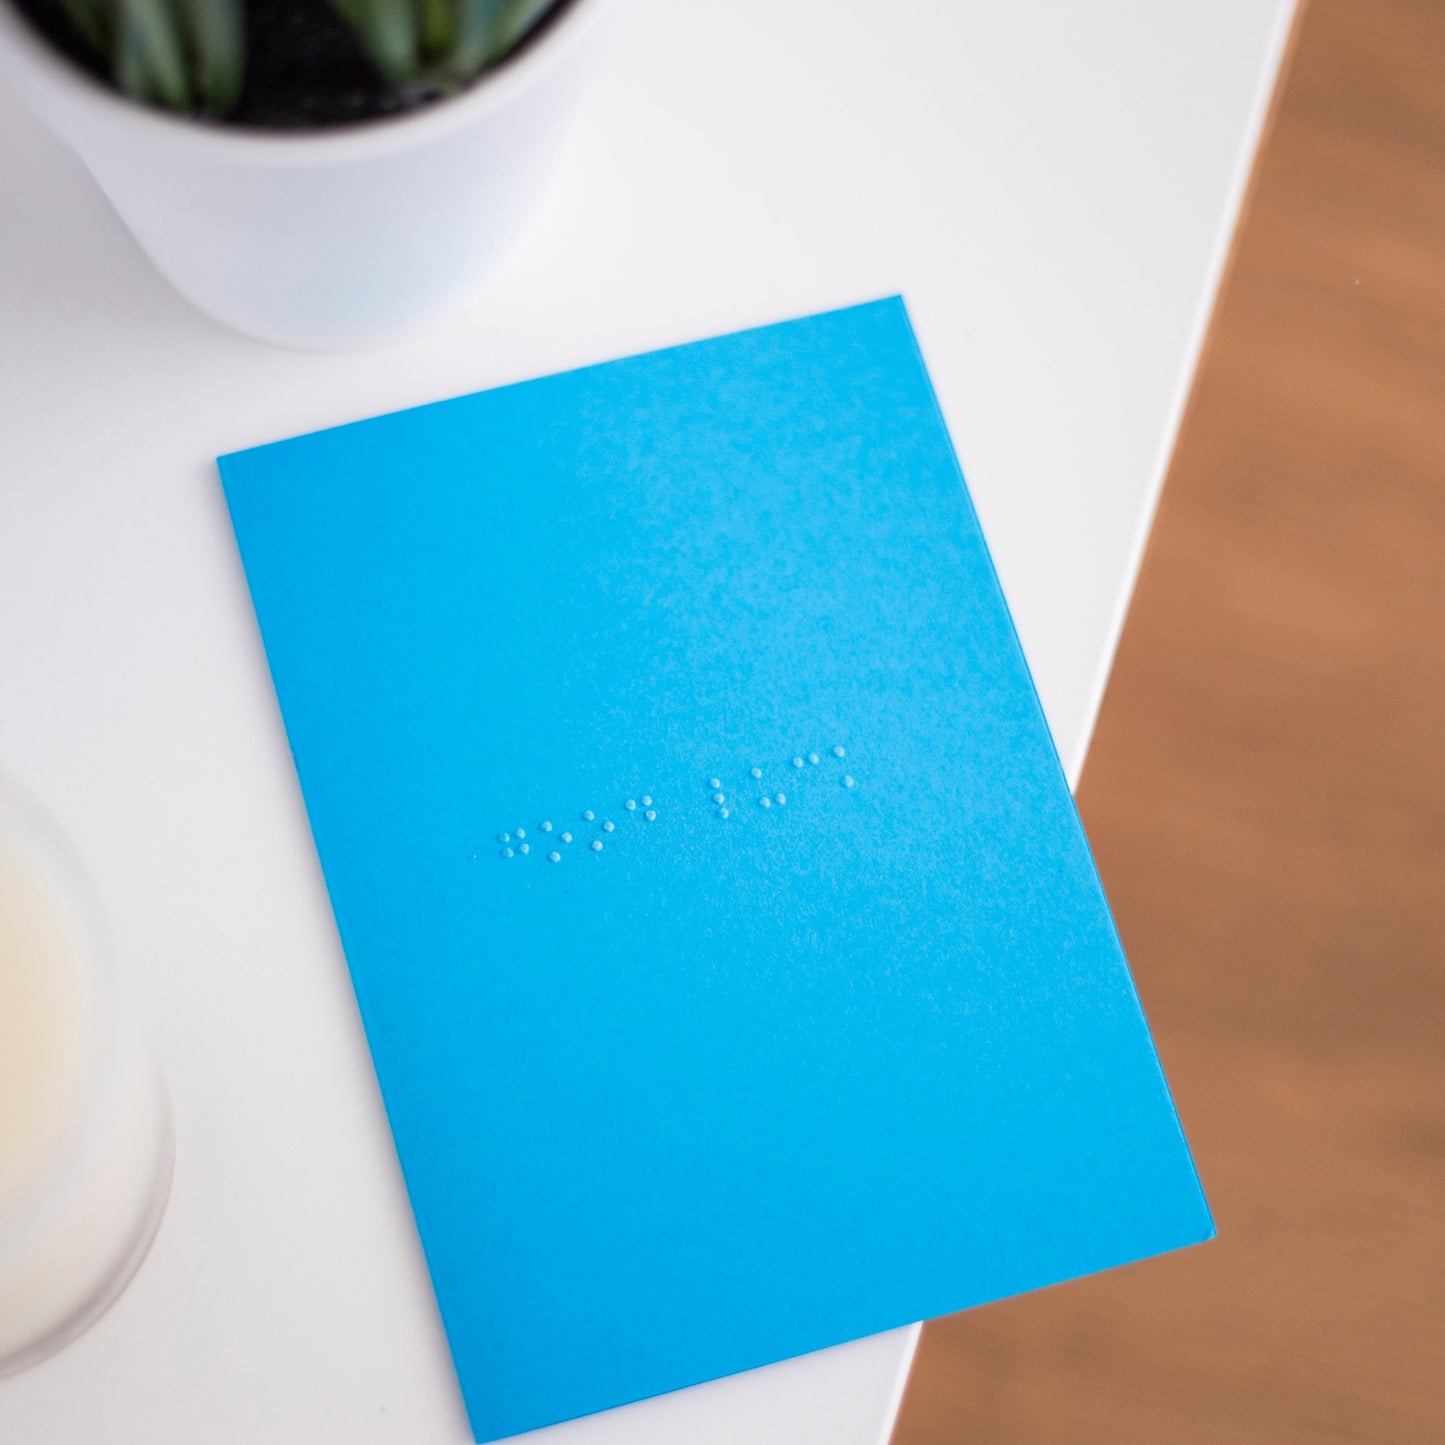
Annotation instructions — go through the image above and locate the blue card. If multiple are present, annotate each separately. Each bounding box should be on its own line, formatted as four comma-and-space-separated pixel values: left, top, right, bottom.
220, 298, 1212, 1442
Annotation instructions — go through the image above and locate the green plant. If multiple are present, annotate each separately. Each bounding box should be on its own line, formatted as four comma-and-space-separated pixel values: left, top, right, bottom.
58, 0, 243, 114
52, 0, 555, 118
328, 0, 553, 95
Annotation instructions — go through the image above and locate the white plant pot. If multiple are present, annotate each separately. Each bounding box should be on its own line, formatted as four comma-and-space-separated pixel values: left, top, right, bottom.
0, 0, 619, 348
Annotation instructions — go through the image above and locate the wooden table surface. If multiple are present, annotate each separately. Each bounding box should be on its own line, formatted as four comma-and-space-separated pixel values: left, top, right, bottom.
893, 0, 1445, 1440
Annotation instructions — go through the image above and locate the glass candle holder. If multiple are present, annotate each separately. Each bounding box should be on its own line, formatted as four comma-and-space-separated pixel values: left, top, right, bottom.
0, 777, 174, 1376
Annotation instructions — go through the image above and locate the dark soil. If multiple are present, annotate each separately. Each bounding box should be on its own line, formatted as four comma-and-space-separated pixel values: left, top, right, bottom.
6, 0, 567, 129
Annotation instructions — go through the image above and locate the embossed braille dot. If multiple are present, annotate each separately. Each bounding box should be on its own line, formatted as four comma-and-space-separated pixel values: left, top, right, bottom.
582, 810, 594, 823
718, 807, 729, 819
561, 832, 573, 844
833, 746, 846, 759
591, 840, 603, 852
602, 820, 615, 833
843, 774, 855, 788
792, 757, 804, 769
498, 832, 511, 844
708, 778, 721, 791
541, 821, 553, 832
759, 796, 771, 809
626, 799, 637, 811
644, 809, 657, 822
502, 848, 514, 858
641, 795, 652, 807
519, 843, 530, 854
750, 767, 762, 779
714, 792, 726, 805
515, 828, 526, 840
548, 851, 561, 863
808, 752, 820, 765
775, 793, 786, 806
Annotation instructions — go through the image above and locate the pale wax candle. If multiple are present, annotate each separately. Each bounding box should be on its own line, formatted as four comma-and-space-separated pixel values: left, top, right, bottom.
0, 780, 172, 1375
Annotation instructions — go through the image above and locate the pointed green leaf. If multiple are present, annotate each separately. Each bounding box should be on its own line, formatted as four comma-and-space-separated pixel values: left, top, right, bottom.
486, 0, 552, 55
115, 0, 192, 111
415, 0, 455, 64
328, 0, 421, 83
439, 0, 500, 78
181, 0, 244, 115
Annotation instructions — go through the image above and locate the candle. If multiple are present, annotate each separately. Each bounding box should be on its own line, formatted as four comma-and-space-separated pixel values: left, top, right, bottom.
0, 780, 173, 1375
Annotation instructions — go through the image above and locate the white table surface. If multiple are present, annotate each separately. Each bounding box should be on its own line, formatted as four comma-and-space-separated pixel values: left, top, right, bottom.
0, 2, 1294, 1439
